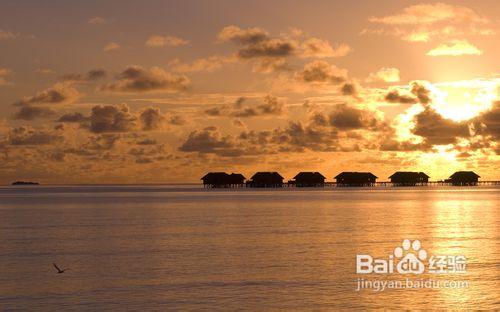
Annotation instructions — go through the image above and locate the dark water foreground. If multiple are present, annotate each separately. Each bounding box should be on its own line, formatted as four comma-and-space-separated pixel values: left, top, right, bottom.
0, 185, 498, 310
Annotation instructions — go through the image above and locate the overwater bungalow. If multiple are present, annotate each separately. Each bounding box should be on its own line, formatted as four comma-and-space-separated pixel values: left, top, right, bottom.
389, 172, 429, 186
248, 172, 284, 187
201, 172, 245, 188
335, 172, 377, 187
446, 171, 480, 186
293, 172, 326, 187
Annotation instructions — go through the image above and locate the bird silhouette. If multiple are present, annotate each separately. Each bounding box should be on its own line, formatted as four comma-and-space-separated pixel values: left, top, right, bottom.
53, 262, 69, 274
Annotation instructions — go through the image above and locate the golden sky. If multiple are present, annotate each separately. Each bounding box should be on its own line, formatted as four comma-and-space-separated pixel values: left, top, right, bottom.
0, 1, 498, 184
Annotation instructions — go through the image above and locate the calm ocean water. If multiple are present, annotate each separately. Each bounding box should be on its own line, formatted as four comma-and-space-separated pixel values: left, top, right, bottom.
0, 185, 498, 310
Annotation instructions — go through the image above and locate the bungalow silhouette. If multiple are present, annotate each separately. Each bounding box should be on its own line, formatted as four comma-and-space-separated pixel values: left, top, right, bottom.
446, 171, 480, 186
201, 172, 246, 188
335, 172, 377, 186
389, 172, 429, 186
293, 172, 326, 187
248, 172, 284, 187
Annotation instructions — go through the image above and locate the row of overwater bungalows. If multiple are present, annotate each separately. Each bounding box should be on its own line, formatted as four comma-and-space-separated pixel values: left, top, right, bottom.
201, 171, 481, 188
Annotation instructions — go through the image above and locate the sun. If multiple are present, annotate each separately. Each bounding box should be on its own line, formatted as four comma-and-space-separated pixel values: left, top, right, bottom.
430, 79, 498, 122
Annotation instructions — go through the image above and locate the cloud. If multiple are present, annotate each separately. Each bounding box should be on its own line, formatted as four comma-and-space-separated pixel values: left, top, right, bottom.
367, 67, 400, 83
88, 16, 107, 24
412, 105, 471, 145
186, 103, 386, 156
57, 112, 88, 123
300, 38, 351, 58
426, 39, 482, 56
103, 42, 120, 52
10, 82, 80, 120
145, 35, 189, 47
296, 60, 347, 84
179, 127, 239, 155
218, 25, 269, 44
369, 3, 488, 25
340, 82, 361, 98
384, 81, 432, 104
100, 65, 189, 93
13, 82, 80, 106
385, 90, 418, 104
267, 121, 341, 152
237, 38, 295, 59
12, 106, 56, 120
328, 104, 383, 130
379, 137, 428, 152
474, 100, 500, 140
410, 81, 432, 104
139, 107, 164, 131
232, 95, 284, 117
0, 30, 19, 40
8, 126, 63, 145
204, 95, 285, 118
89, 104, 138, 133
170, 55, 237, 73
84, 104, 177, 133
364, 3, 494, 42
217, 25, 349, 73
0, 68, 12, 86
35, 68, 56, 75
204, 105, 229, 117
167, 114, 187, 126
61, 69, 107, 82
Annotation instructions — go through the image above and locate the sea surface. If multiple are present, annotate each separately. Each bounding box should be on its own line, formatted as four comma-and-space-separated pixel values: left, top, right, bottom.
0, 185, 498, 310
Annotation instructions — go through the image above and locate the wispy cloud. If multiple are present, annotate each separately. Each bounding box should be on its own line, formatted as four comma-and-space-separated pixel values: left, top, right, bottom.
426, 40, 482, 56
363, 3, 494, 43
366, 67, 400, 83
0, 68, 13, 86
369, 3, 488, 25
88, 16, 107, 25
103, 42, 120, 52
145, 35, 189, 48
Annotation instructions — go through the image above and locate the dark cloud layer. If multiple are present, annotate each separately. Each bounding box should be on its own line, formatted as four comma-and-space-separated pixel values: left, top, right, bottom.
384, 81, 432, 104
89, 104, 138, 133
413, 106, 470, 145
61, 104, 180, 133
61, 69, 107, 82
184, 104, 384, 156
139, 107, 164, 131
8, 126, 63, 145
205, 95, 284, 118
57, 112, 88, 123
101, 66, 189, 93
327, 104, 384, 130
297, 60, 346, 84
179, 127, 236, 155
219, 25, 296, 60
13, 82, 79, 106
12, 105, 56, 120
385, 90, 418, 104
474, 100, 500, 140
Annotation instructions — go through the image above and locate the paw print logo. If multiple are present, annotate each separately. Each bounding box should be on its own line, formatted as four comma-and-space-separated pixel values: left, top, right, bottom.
394, 239, 427, 274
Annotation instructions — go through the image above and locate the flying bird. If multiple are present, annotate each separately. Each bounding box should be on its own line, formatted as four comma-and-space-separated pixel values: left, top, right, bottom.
53, 262, 69, 274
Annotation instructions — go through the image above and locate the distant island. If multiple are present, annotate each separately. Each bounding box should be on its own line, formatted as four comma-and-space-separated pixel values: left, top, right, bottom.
12, 181, 39, 185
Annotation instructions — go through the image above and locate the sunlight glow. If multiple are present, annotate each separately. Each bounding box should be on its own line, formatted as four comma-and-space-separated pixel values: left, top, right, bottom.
430, 79, 498, 121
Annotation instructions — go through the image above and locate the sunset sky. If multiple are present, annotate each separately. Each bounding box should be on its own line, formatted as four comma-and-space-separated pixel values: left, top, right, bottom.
0, 0, 498, 184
